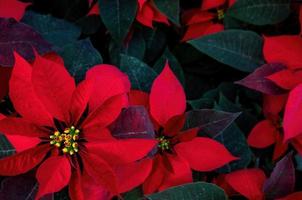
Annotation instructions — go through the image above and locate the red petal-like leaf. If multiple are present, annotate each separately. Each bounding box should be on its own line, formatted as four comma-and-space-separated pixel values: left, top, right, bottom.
0, 144, 50, 176
115, 159, 153, 193
0, 117, 49, 138
86, 64, 130, 112
182, 10, 215, 25
247, 120, 278, 148
225, 168, 266, 200
201, 0, 226, 10
175, 137, 237, 171
283, 84, 302, 141
182, 22, 223, 42
150, 63, 186, 126
263, 94, 287, 118
264, 153, 295, 199
85, 139, 157, 166
143, 155, 166, 194
32, 54, 75, 122
0, 0, 30, 21
82, 127, 114, 141
80, 152, 118, 194
36, 156, 71, 199
267, 69, 302, 90
129, 90, 149, 108
159, 154, 192, 191
9, 53, 53, 126
263, 35, 302, 70
82, 94, 127, 129
163, 114, 185, 137
236, 63, 286, 95
136, 3, 154, 28
6, 135, 40, 153
70, 78, 94, 124
0, 18, 51, 67
273, 134, 288, 161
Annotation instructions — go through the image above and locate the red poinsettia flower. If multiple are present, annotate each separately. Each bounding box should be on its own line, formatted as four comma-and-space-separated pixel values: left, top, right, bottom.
0, 53, 157, 199
136, 0, 169, 28
263, 35, 302, 90
0, 0, 30, 21
181, 0, 235, 41
121, 62, 237, 194
248, 94, 288, 160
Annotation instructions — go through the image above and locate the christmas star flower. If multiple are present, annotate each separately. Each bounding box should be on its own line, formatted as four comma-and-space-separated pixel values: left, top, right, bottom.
0, 53, 157, 199
182, 0, 236, 41
121, 62, 237, 194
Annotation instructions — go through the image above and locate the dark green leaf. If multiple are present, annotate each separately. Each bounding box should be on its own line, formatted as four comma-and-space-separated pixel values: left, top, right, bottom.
120, 54, 157, 92
22, 11, 81, 48
98, 0, 137, 43
228, 0, 290, 25
58, 39, 103, 82
215, 123, 252, 173
154, 48, 185, 86
123, 187, 143, 200
143, 27, 167, 63
188, 98, 214, 109
146, 182, 227, 200
153, 0, 180, 25
188, 30, 264, 72
123, 31, 146, 60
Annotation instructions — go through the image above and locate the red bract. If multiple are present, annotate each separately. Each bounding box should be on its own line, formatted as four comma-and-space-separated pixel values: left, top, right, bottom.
0, 53, 157, 199
181, 0, 235, 41
0, 0, 30, 21
136, 0, 169, 28
225, 168, 266, 200
124, 63, 236, 194
248, 95, 288, 160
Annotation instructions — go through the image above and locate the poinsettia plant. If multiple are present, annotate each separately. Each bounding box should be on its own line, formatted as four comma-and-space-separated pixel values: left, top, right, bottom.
0, 0, 302, 199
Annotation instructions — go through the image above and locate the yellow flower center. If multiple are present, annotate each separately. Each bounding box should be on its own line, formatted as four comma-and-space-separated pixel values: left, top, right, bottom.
217, 9, 225, 20
50, 126, 80, 155
157, 136, 170, 151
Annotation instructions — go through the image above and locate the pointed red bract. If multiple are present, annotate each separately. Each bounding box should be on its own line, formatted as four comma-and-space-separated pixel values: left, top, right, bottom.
36, 156, 71, 199
0, 117, 48, 138
9, 53, 53, 126
263, 94, 287, 118
225, 168, 266, 200
283, 84, 302, 141
175, 137, 237, 171
6, 135, 40, 153
0, 145, 50, 176
0, 0, 30, 21
129, 90, 149, 108
248, 120, 278, 148
158, 154, 192, 191
69, 167, 84, 200
115, 159, 153, 193
80, 152, 119, 194
82, 94, 127, 129
263, 36, 302, 69
267, 69, 302, 90
70, 78, 94, 124
85, 139, 157, 166
201, 0, 226, 10
32, 54, 75, 122
143, 155, 166, 194
86, 64, 130, 111
150, 63, 186, 126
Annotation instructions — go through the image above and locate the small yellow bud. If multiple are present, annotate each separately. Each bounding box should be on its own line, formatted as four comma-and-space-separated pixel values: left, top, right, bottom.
69, 150, 74, 155
54, 131, 60, 136
71, 126, 75, 130
62, 148, 68, 153
75, 129, 80, 134
55, 143, 61, 147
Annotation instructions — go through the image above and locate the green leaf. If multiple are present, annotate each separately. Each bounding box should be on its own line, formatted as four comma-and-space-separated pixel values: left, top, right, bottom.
98, 0, 137, 43
146, 182, 227, 200
58, 39, 103, 82
154, 48, 185, 86
120, 54, 157, 92
153, 0, 180, 25
188, 98, 214, 109
22, 11, 81, 47
228, 0, 290, 25
214, 123, 252, 173
123, 187, 143, 200
0, 134, 15, 159
188, 30, 264, 72
143, 27, 167, 63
